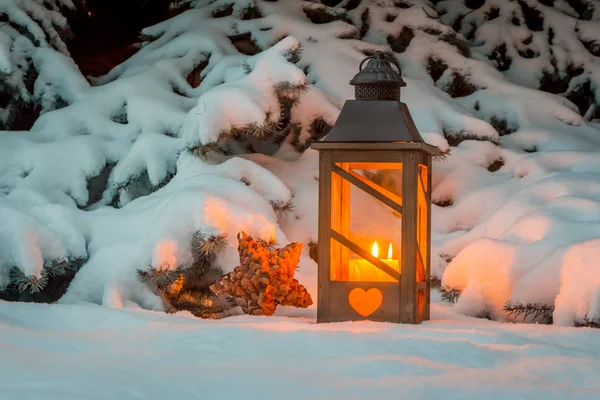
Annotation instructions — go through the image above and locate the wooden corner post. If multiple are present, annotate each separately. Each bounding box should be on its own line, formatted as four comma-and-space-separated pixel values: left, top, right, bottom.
317, 150, 332, 323
400, 151, 418, 323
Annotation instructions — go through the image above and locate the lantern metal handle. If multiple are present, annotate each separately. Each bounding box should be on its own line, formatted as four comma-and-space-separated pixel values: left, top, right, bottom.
358, 51, 402, 75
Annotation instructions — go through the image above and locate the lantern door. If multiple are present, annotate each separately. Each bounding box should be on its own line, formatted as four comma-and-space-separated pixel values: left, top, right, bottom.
318, 150, 405, 323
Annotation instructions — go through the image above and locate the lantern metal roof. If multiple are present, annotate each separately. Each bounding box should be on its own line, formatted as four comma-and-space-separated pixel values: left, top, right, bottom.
313, 51, 439, 155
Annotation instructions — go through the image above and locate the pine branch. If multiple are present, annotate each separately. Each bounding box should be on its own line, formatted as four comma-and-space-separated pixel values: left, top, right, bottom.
476, 310, 492, 320
187, 139, 232, 159
6, 256, 88, 295
239, 3, 263, 20
270, 199, 295, 217
241, 60, 252, 75
271, 123, 300, 146
302, 6, 352, 25
189, 81, 309, 159
438, 285, 461, 303
308, 117, 332, 140
433, 153, 449, 162
274, 81, 309, 108
113, 171, 147, 196
167, 289, 224, 319
236, 120, 275, 139
136, 267, 154, 284
190, 229, 228, 262
503, 301, 554, 323
137, 227, 230, 319
574, 316, 600, 329
150, 171, 176, 193
44, 257, 86, 278
136, 263, 189, 292
275, 104, 291, 131
183, 264, 224, 288
9, 267, 48, 294
284, 43, 304, 64
289, 125, 304, 152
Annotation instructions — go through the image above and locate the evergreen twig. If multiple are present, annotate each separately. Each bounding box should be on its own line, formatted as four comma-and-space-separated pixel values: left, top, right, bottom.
274, 81, 309, 107
9, 267, 49, 294
438, 285, 461, 303
191, 229, 228, 262
5, 256, 87, 295
137, 228, 228, 319
503, 301, 554, 323
241, 60, 252, 75
284, 43, 304, 64
574, 316, 600, 328
270, 199, 295, 217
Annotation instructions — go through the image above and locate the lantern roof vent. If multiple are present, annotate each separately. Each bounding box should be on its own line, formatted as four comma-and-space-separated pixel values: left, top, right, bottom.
313, 52, 434, 146
350, 51, 406, 101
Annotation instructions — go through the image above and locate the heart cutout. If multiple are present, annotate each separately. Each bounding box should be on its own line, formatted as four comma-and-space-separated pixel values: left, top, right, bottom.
348, 288, 383, 317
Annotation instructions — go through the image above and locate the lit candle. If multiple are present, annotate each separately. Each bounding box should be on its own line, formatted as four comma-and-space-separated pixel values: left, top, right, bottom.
348, 242, 400, 282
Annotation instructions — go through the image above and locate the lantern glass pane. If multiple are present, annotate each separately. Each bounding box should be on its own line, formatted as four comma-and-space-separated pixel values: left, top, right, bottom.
416, 164, 428, 283
329, 162, 402, 282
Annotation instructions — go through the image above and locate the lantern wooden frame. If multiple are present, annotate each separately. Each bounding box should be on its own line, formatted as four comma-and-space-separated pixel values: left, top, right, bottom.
312, 142, 439, 324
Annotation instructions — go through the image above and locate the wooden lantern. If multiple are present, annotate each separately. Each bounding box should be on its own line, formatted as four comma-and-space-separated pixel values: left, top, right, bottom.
311, 52, 441, 324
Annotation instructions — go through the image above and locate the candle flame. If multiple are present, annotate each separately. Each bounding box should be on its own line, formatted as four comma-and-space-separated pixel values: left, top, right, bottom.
388, 243, 393, 259
371, 241, 379, 258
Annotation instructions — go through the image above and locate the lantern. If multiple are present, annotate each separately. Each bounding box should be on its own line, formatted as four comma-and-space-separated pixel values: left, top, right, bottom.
311, 52, 440, 324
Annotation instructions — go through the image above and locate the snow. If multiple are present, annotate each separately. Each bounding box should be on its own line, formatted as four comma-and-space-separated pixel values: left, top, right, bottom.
1, 298, 600, 399
554, 239, 600, 326
1, 0, 600, 327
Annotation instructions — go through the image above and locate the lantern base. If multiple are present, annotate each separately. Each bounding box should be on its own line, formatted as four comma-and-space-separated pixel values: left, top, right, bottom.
317, 281, 428, 324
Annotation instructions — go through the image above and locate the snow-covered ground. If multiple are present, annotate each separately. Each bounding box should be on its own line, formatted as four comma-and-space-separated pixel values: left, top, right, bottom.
2, 295, 600, 400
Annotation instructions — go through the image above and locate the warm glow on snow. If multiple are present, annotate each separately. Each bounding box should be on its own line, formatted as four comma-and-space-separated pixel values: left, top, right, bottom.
153, 240, 178, 271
